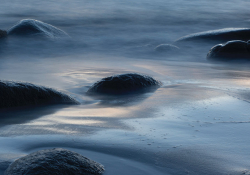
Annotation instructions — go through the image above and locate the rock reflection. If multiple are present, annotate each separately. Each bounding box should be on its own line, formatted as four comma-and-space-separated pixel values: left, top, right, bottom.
0, 105, 71, 126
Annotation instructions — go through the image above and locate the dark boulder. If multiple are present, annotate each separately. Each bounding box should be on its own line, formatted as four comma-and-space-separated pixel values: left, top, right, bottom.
7, 19, 70, 40
0, 80, 78, 109
4, 148, 105, 175
0, 30, 7, 39
87, 73, 161, 95
207, 40, 250, 61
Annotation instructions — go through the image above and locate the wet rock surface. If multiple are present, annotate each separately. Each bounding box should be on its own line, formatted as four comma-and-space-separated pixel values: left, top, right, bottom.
7, 19, 70, 40
87, 73, 161, 95
0, 80, 78, 109
4, 148, 105, 175
207, 40, 250, 61
154, 44, 180, 54
174, 28, 250, 46
0, 30, 7, 39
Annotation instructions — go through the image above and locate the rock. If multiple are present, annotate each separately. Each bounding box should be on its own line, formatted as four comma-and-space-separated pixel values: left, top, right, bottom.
207, 40, 250, 61
4, 148, 105, 175
0, 30, 7, 39
154, 44, 180, 53
87, 73, 161, 95
7, 19, 70, 40
174, 28, 250, 46
0, 80, 78, 109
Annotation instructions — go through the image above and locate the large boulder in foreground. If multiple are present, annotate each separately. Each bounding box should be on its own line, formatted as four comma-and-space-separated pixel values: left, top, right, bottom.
174, 28, 250, 46
4, 148, 105, 175
7, 19, 70, 40
87, 73, 161, 95
0, 80, 78, 109
207, 40, 250, 61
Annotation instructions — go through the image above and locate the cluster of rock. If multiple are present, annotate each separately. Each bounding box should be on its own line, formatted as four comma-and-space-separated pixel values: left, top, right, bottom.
5, 19, 250, 174
154, 28, 250, 61
5, 148, 105, 175
2, 19, 250, 60
0, 20, 164, 175
0, 73, 160, 108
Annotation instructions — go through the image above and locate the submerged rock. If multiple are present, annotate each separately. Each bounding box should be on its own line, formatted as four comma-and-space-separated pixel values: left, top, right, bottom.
7, 19, 70, 40
87, 73, 161, 95
174, 28, 250, 46
0, 80, 78, 108
0, 30, 7, 39
207, 40, 250, 61
154, 44, 180, 53
4, 148, 105, 175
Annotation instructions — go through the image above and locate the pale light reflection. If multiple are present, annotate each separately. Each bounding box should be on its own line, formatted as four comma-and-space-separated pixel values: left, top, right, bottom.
24, 119, 104, 126
18, 106, 137, 135
36, 126, 79, 134
53, 107, 131, 118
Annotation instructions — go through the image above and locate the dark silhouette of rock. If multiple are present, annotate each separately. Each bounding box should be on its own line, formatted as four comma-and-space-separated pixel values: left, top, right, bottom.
0, 30, 7, 39
87, 73, 161, 95
174, 28, 250, 46
7, 19, 70, 40
154, 44, 180, 53
207, 40, 250, 61
4, 148, 105, 175
0, 80, 78, 109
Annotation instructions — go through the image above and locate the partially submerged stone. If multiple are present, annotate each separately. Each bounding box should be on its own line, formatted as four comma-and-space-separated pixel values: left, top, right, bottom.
154, 44, 180, 53
0, 30, 7, 39
87, 73, 161, 95
174, 28, 250, 46
0, 80, 78, 109
7, 19, 70, 40
207, 40, 250, 61
4, 148, 105, 175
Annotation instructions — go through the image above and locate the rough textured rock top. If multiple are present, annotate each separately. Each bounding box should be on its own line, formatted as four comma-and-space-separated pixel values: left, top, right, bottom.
0, 80, 78, 108
87, 73, 161, 95
4, 148, 105, 175
207, 40, 250, 61
174, 28, 250, 46
7, 19, 70, 40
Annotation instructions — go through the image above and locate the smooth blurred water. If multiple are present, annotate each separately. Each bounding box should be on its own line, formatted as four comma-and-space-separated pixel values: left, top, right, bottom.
1, 1, 250, 175
1, 0, 250, 59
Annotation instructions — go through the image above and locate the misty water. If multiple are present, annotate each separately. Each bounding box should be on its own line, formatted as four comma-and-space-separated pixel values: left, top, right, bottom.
1, 0, 250, 174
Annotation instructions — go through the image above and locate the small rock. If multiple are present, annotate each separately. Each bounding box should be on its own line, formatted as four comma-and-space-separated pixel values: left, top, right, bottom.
87, 73, 161, 95
4, 148, 105, 175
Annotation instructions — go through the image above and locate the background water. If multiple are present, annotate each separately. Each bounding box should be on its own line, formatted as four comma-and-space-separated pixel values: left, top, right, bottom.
1, 0, 250, 175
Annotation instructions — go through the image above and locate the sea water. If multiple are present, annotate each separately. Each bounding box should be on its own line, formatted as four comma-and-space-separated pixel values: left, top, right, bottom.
0, 0, 250, 174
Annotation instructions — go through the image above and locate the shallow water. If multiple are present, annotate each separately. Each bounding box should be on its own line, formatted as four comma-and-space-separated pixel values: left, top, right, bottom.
1, 0, 250, 175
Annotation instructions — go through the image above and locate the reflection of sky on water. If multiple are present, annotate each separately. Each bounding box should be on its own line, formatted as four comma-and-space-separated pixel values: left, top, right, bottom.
1, 57, 250, 137
1, 0, 250, 174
